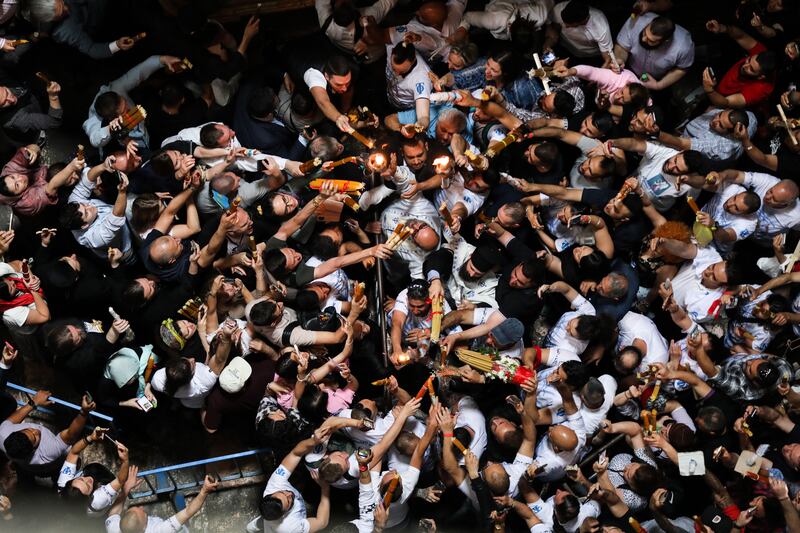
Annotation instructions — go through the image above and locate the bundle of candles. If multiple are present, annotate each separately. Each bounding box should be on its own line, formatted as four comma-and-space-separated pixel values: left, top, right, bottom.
414, 375, 436, 400
176, 58, 193, 72
649, 379, 661, 404
353, 281, 365, 300
385, 223, 415, 250
329, 156, 360, 168
248, 236, 257, 259
529, 53, 552, 95
455, 348, 495, 373
114, 105, 147, 137
347, 106, 378, 125
348, 129, 375, 149
777, 104, 799, 145
21, 259, 30, 283
132, 32, 147, 42
741, 408, 758, 437
641, 409, 658, 435
485, 127, 525, 158
35, 72, 49, 84
451, 437, 468, 454
382, 473, 400, 506
439, 202, 455, 228
77, 144, 85, 162
429, 295, 444, 343
7, 39, 29, 46
614, 182, 634, 203
371, 378, 389, 386
309, 179, 365, 194
177, 298, 203, 320
463, 149, 489, 171
628, 516, 647, 533
227, 197, 242, 216
635, 364, 660, 382
299, 157, 322, 174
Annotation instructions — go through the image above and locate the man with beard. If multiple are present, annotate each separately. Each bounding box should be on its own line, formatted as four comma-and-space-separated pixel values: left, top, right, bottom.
398, 134, 450, 183
614, 14, 694, 92
388, 278, 454, 365
656, 108, 756, 164
423, 235, 502, 308
703, 20, 777, 109
607, 137, 705, 211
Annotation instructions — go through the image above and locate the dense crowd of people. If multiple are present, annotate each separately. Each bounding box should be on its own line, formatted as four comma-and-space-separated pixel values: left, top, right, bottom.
0, 0, 799, 532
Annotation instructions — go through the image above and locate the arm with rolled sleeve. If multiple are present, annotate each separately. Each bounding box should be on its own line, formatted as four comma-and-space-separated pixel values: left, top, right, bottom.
68, 169, 95, 204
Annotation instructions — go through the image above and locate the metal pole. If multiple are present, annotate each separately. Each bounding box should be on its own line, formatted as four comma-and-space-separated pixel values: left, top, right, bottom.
368, 169, 390, 368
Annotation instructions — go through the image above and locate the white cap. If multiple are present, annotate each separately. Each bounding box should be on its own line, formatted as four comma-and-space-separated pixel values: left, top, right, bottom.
219, 357, 252, 393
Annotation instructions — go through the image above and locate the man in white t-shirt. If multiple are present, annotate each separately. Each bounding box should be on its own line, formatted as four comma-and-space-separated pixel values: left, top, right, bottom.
247, 429, 332, 533
385, 42, 431, 127
609, 138, 700, 211
541, 281, 599, 356
358, 404, 435, 530
698, 181, 760, 255
613, 311, 669, 375
693, 170, 800, 243
654, 238, 734, 323
106, 473, 219, 533
545, 0, 613, 60
524, 486, 601, 533
301, 55, 357, 133
380, 0, 468, 62
524, 378, 587, 482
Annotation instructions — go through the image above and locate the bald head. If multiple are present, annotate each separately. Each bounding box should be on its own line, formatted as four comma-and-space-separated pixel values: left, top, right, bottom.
417, 1, 447, 29
120, 507, 148, 533
483, 463, 510, 496
149, 235, 180, 266
414, 226, 440, 251
766, 179, 799, 209
549, 425, 578, 452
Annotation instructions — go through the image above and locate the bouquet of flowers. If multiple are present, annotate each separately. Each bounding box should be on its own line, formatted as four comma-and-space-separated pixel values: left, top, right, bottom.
455, 349, 534, 384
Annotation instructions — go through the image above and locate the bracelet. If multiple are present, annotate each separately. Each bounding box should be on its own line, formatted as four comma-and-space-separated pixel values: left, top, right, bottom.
84, 436, 92, 445
443, 433, 454, 438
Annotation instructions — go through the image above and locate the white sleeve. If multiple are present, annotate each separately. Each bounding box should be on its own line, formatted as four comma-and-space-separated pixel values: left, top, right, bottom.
57, 461, 79, 488
88, 484, 120, 516
105, 515, 122, 533
303, 68, 328, 90
570, 294, 595, 315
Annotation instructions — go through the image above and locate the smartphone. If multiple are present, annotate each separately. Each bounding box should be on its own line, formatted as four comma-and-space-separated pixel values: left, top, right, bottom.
361, 418, 375, 430
103, 433, 119, 447
136, 396, 154, 412
84, 390, 93, 404
599, 450, 608, 464
542, 51, 556, 65
506, 395, 522, 409
746, 506, 758, 517
708, 67, 716, 81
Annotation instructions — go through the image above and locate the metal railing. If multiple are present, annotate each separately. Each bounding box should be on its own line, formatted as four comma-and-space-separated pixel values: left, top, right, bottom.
5, 382, 115, 430
129, 448, 270, 500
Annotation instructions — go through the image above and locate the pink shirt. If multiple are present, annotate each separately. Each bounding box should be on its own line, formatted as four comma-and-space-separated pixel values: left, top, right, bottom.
324, 387, 355, 415
573, 65, 641, 102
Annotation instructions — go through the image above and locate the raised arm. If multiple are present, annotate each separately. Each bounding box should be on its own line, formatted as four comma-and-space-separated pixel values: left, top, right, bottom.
608, 137, 647, 155
369, 398, 422, 469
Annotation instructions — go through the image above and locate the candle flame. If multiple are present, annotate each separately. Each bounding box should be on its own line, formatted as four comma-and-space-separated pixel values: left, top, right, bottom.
368, 152, 387, 171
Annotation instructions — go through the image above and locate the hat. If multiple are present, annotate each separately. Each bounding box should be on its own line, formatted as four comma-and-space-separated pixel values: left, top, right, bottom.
700, 505, 733, 533
160, 319, 186, 351
470, 245, 502, 273
755, 359, 780, 388
658, 486, 684, 518
219, 357, 252, 393
42, 260, 78, 289
104, 348, 140, 388
490, 318, 524, 347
